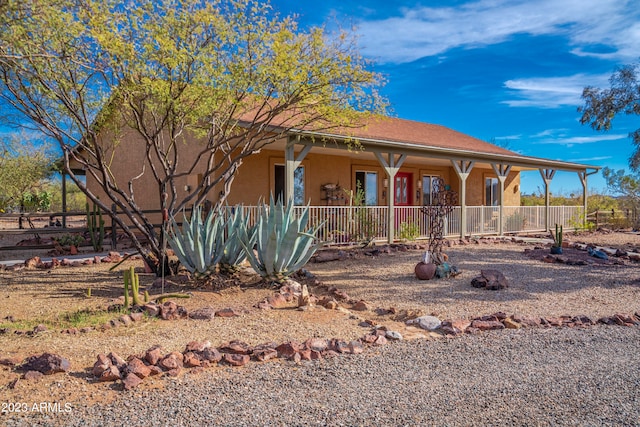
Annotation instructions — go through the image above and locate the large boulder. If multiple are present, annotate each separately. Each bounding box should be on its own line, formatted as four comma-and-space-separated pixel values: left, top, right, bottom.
20, 353, 70, 375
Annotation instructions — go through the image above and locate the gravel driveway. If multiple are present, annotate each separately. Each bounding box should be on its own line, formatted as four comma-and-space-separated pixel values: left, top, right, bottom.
8, 325, 640, 426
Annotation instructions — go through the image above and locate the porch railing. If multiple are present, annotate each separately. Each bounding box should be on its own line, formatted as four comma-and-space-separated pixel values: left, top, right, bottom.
227, 205, 584, 245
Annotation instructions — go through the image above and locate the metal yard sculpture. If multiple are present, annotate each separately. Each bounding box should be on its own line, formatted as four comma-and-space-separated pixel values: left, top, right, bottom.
415, 177, 459, 280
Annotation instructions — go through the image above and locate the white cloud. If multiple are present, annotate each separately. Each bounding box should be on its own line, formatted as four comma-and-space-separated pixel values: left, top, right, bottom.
569, 156, 612, 162
536, 133, 628, 145
357, 0, 639, 64
501, 73, 610, 108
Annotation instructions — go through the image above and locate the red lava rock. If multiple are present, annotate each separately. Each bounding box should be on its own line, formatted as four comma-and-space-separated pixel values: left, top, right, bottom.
189, 307, 216, 320
310, 350, 323, 360
166, 368, 181, 377
99, 365, 121, 382
298, 348, 312, 361
348, 340, 365, 353
160, 301, 180, 320
267, 294, 289, 309
351, 300, 370, 311
219, 340, 251, 355
141, 304, 159, 318
215, 308, 241, 318
327, 339, 349, 353
21, 353, 71, 375
24, 256, 42, 269
256, 301, 272, 310
185, 341, 211, 353
471, 320, 505, 331
276, 342, 303, 359
253, 346, 278, 362
122, 372, 143, 390
145, 347, 163, 366
80, 327, 93, 333
108, 352, 127, 368
372, 335, 388, 346
129, 312, 144, 322
23, 370, 44, 381
93, 256, 102, 264
127, 357, 152, 379
119, 315, 133, 326
305, 338, 328, 352
544, 317, 564, 327
92, 354, 112, 376
322, 350, 340, 358
360, 334, 378, 344
33, 324, 47, 334
183, 352, 202, 368
149, 366, 163, 376
159, 352, 184, 370
200, 348, 222, 363
332, 290, 350, 301
450, 318, 472, 333
223, 353, 250, 367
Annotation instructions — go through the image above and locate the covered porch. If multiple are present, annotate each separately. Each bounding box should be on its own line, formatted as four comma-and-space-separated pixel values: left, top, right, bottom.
278, 130, 599, 243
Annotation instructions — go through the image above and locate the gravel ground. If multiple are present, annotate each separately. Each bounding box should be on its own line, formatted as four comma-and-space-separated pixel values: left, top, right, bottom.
6, 325, 639, 426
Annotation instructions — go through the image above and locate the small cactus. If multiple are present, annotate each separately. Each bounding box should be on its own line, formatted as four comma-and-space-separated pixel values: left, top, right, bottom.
86, 201, 105, 252
123, 266, 142, 307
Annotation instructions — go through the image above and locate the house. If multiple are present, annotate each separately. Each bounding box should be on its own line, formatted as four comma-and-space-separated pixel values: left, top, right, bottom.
76, 115, 599, 243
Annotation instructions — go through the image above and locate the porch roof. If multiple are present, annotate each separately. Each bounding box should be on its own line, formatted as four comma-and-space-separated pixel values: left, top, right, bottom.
282, 116, 600, 174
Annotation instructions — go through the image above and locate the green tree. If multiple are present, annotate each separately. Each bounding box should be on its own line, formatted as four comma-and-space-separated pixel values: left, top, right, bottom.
0, 135, 56, 212
579, 62, 640, 169
0, 0, 386, 274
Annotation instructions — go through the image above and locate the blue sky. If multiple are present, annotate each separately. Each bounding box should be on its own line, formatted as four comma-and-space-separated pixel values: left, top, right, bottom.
271, 0, 640, 196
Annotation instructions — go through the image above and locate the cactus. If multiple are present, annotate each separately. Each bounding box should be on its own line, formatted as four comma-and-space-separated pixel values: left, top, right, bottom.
86, 201, 105, 252
242, 195, 323, 283
553, 223, 563, 247
123, 266, 142, 307
166, 205, 225, 277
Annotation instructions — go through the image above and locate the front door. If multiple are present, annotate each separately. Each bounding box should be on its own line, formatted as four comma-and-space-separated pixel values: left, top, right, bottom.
394, 172, 412, 206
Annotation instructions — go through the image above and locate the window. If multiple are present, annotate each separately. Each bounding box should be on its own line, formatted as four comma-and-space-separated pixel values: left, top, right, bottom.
485, 177, 499, 206
274, 165, 305, 204
355, 171, 378, 206
422, 175, 438, 205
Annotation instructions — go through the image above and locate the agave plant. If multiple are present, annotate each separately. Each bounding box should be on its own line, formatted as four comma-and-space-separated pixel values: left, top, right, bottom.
219, 206, 257, 274
243, 196, 323, 283
166, 205, 225, 277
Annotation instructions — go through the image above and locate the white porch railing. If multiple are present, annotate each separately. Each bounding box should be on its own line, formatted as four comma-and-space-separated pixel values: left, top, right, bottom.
228, 205, 584, 244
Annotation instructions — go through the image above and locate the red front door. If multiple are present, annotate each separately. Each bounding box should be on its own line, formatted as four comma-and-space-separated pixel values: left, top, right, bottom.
394, 172, 412, 206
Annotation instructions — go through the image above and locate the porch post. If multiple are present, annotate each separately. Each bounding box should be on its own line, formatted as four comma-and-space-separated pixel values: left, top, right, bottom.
452, 160, 474, 238
539, 168, 556, 231
578, 171, 587, 228
374, 151, 407, 243
284, 138, 312, 205
491, 163, 512, 235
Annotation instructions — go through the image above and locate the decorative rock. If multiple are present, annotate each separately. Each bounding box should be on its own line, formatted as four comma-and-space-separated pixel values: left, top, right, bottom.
21, 353, 71, 375
189, 307, 216, 320
200, 348, 222, 363
503, 318, 522, 329
127, 357, 152, 379
129, 312, 144, 322
471, 269, 509, 290
297, 285, 310, 307
450, 319, 472, 333
160, 301, 180, 320
276, 342, 302, 359
219, 340, 251, 355
352, 300, 371, 311
223, 353, 250, 367
252, 343, 279, 362
183, 352, 202, 368
122, 372, 143, 390
92, 354, 112, 376
143, 303, 160, 317
159, 352, 184, 370
33, 324, 47, 334
119, 315, 133, 326
305, 338, 328, 352
471, 320, 505, 331
372, 335, 388, 346
25, 256, 42, 269
406, 315, 442, 331
385, 330, 403, 341
99, 365, 121, 382
144, 346, 163, 366
267, 293, 289, 309
185, 341, 211, 353
108, 352, 127, 368
215, 308, 241, 318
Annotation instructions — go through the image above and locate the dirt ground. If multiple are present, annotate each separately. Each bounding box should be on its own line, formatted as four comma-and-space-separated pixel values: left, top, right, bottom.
0, 230, 639, 407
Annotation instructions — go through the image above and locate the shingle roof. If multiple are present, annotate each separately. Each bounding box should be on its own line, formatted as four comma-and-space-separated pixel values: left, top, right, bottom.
344, 116, 515, 156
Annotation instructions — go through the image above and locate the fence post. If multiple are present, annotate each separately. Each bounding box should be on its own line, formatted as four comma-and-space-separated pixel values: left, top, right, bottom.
111, 204, 117, 250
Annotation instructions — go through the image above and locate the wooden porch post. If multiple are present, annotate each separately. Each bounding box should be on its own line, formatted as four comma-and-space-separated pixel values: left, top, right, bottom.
374, 151, 407, 243
539, 168, 556, 231
452, 160, 474, 238
284, 138, 312, 205
491, 163, 512, 235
